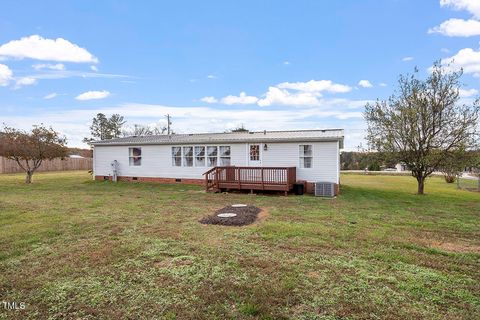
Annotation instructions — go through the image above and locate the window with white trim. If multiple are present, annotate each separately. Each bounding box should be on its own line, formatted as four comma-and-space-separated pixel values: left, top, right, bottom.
299, 145, 313, 168
219, 146, 231, 166
183, 146, 194, 167
207, 146, 218, 167
195, 146, 205, 167
129, 147, 142, 166
171, 145, 231, 167
249, 144, 260, 161
172, 147, 182, 166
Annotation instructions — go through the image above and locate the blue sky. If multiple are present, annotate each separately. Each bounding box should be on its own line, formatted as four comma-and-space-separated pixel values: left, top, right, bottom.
1, 0, 479, 149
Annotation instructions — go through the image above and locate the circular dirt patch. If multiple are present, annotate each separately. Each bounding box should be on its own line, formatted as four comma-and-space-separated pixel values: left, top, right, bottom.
200, 205, 261, 226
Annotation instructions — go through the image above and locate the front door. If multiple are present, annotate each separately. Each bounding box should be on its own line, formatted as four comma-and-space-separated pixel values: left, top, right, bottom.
248, 144, 262, 166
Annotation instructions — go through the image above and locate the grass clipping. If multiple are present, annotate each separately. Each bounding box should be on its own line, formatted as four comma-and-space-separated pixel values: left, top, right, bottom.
200, 205, 261, 226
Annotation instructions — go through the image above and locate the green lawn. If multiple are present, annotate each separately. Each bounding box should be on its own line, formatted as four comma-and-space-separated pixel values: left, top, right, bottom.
0, 171, 479, 319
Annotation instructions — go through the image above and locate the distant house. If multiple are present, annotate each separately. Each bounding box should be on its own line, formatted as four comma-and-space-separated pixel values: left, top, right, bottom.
91, 129, 344, 195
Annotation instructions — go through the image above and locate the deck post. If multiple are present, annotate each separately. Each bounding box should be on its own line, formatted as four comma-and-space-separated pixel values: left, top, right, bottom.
214, 168, 218, 192
261, 168, 264, 190
238, 167, 241, 190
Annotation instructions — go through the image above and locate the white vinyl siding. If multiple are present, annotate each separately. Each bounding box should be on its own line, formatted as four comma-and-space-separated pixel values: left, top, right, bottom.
93, 141, 339, 183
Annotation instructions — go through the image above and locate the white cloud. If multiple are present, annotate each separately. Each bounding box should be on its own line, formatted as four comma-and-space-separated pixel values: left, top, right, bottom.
200, 96, 218, 103
283, 61, 290, 65
277, 80, 351, 93
440, 0, 480, 18
14, 77, 37, 89
379, 83, 388, 87
459, 88, 478, 97
44, 92, 59, 100
429, 1, 480, 37
441, 48, 451, 53
428, 18, 480, 37
221, 92, 259, 105
25, 70, 129, 81
439, 47, 480, 74
32, 63, 65, 71
0, 63, 13, 86
402, 56, 414, 61
358, 80, 373, 88
90, 65, 98, 72
75, 90, 110, 101
0, 35, 98, 63
207, 74, 217, 79
201, 79, 352, 108
257, 87, 321, 107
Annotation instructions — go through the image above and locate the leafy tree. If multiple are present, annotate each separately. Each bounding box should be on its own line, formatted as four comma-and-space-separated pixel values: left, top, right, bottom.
109, 114, 126, 138
364, 62, 480, 194
439, 149, 471, 183
0, 124, 68, 183
83, 113, 125, 143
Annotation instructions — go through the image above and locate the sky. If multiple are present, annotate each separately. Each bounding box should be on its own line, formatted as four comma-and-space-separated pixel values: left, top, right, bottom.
1, 0, 480, 150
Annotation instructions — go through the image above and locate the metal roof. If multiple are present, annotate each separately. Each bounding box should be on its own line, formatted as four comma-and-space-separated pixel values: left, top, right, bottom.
91, 129, 344, 147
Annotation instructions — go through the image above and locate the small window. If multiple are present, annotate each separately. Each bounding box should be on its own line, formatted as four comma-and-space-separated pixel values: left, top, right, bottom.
195, 146, 205, 167
183, 146, 193, 167
219, 146, 231, 166
250, 145, 260, 161
299, 145, 313, 168
172, 147, 182, 166
207, 146, 218, 167
129, 147, 142, 166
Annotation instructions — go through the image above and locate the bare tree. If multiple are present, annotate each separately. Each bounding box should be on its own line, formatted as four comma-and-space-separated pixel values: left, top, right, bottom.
364, 62, 480, 194
0, 124, 68, 183
122, 124, 167, 137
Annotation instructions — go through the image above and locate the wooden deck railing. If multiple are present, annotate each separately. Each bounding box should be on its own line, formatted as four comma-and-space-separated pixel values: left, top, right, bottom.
203, 166, 296, 195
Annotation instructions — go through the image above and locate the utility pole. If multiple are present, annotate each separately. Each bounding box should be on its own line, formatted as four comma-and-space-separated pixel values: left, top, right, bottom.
165, 114, 172, 135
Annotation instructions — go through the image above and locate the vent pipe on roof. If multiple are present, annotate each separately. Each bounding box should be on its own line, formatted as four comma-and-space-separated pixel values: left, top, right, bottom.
263, 130, 266, 135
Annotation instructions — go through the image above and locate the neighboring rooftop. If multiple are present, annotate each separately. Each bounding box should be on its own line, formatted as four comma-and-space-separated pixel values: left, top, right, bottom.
91, 129, 344, 147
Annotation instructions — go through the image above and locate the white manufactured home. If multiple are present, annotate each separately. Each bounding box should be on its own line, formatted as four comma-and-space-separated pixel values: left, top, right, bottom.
91, 129, 343, 195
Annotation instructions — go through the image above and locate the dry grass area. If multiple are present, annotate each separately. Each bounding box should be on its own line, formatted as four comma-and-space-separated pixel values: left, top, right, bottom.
0, 171, 479, 319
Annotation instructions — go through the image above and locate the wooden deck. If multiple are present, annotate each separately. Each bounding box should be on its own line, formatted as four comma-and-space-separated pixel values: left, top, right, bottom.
204, 166, 296, 195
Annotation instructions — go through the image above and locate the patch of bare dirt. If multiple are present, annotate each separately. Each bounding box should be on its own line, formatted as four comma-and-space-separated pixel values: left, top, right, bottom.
255, 207, 270, 224
428, 241, 480, 253
401, 232, 480, 253
199, 205, 261, 226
